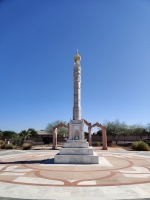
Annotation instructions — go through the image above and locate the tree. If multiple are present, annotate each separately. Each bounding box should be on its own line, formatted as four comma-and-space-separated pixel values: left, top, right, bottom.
12, 134, 22, 146
45, 120, 68, 136
20, 128, 37, 144
2, 131, 17, 140
97, 130, 102, 136
130, 124, 147, 140
105, 120, 127, 145
1, 130, 21, 145
146, 123, 150, 138
84, 132, 89, 135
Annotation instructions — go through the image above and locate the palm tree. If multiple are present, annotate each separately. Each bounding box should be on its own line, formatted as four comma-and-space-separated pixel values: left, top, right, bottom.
20, 128, 37, 144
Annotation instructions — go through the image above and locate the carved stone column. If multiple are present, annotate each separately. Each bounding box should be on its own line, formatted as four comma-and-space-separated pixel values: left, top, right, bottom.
102, 127, 108, 150
73, 50, 81, 120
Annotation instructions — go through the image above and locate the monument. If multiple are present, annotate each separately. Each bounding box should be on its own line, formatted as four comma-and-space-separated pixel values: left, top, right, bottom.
54, 51, 99, 164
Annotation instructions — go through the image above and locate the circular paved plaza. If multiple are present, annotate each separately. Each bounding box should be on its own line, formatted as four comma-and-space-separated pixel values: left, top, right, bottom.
0, 148, 150, 200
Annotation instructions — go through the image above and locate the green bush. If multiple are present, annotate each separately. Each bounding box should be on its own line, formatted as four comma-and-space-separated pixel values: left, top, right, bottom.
12, 136, 22, 146
94, 142, 100, 146
5, 144, 13, 149
131, 141, 150, 151
22, 143, 32, 150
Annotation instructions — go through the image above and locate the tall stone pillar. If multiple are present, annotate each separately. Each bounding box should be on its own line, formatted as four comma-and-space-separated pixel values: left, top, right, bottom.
54, 51, 99, 164
68, 50, 84, 141
73, 50, 81, 120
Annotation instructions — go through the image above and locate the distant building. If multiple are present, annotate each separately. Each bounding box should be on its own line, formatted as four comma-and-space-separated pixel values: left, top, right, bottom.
37, 130, 52, 136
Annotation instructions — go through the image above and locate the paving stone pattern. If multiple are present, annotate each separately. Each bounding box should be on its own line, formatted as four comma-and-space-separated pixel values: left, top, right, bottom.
0, 149, 150, 199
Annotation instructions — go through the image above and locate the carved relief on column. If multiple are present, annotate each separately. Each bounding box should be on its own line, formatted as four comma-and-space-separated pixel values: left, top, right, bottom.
73, 50, 82, 121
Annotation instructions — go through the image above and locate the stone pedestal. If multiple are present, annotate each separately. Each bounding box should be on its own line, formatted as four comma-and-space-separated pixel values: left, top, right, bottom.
69, 119, 84, 140
54, 140, 99, 164
64, 140, 88, 148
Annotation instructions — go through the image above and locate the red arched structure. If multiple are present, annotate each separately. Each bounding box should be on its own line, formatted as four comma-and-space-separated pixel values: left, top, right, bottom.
52, 121, 107, 150
52, 123, 69, 150
84, 120, 107, 150
91, 122, 107, 150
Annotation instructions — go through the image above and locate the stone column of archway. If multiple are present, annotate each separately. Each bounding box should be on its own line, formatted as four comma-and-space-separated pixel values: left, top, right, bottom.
52, 127, 57, 150
102, 127, 108, 150
91, 122, 108, 150
52, 122, 69, 150
67, 123, 70, 139
88, 125, 92, 146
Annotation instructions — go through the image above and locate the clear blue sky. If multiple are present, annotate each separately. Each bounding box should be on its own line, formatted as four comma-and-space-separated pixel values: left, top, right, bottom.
0, 0, 150, 133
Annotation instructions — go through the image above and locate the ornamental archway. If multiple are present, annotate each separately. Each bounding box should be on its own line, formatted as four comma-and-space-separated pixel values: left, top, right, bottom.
52, 122, 69, 150
84, 119, 108, 150
52, 121, 107, 150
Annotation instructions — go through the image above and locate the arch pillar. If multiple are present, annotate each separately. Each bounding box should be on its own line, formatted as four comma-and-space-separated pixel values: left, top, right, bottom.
52, 122, 69, 150
102, 127, 108, 150
90, 122, 108, 150
88, 125, 92, 146
67, 123, 70, 139
52, 128, 57, 150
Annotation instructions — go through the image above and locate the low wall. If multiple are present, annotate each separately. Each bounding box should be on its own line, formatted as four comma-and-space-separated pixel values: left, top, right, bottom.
29, 135, 147, 145
87, 135, 147, 142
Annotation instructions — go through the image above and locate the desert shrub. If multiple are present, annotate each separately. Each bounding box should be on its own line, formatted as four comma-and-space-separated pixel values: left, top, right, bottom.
131, 141, 138, 150
13, 145, 17, 149
0, 140, 4, 145
22, 143, 32, 150
0, 140, 4, 149
5, 144, 13, 149
110, 141, 117, 147
107, 140, 112, 146
131, 141, 150, 151
94, 142, 100, 146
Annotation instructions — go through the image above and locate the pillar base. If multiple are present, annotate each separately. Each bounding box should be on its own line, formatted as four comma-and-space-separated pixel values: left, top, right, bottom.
54, 140, 99, 164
